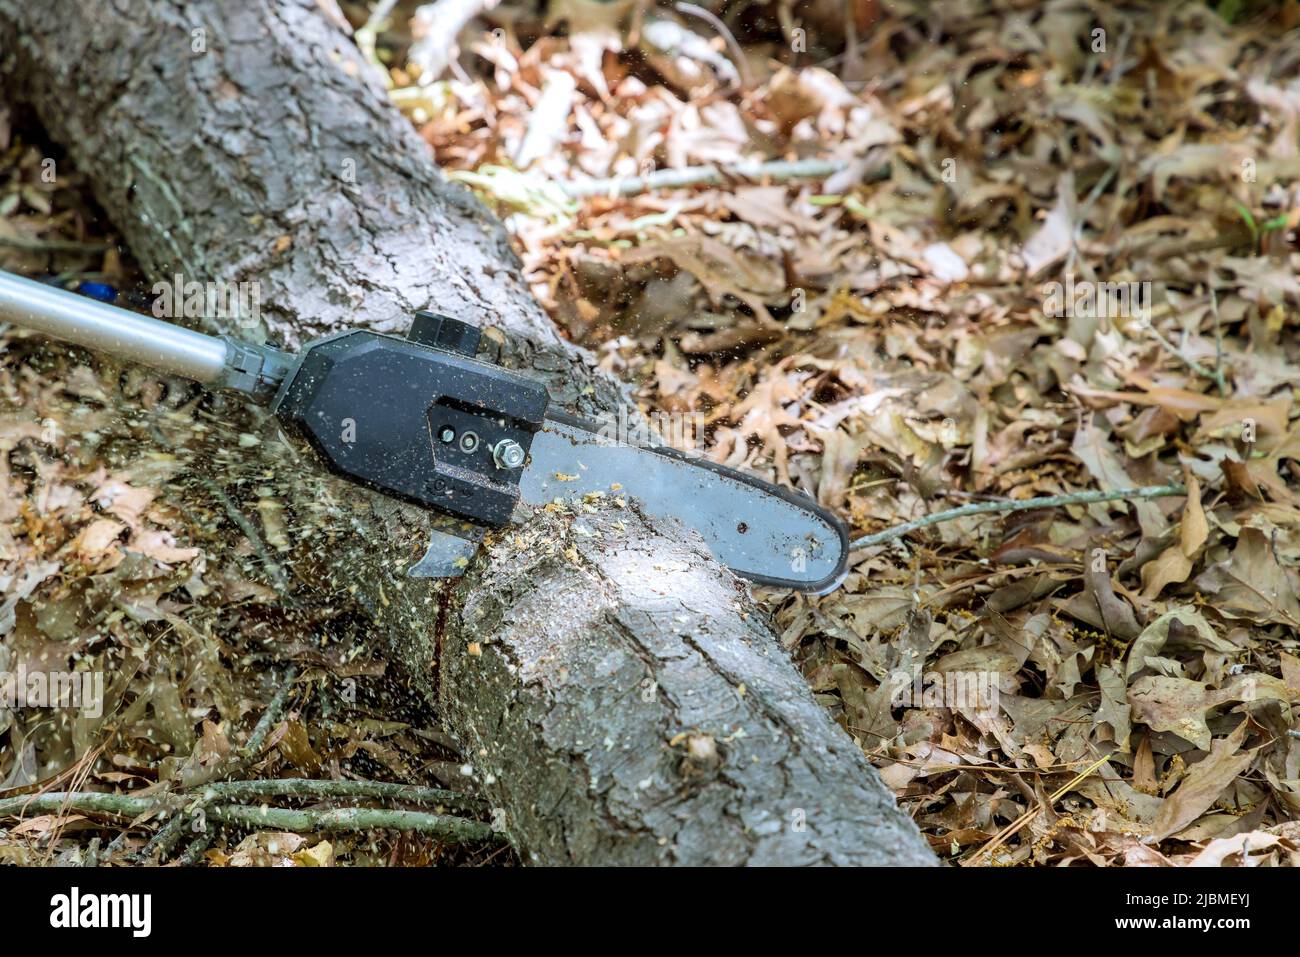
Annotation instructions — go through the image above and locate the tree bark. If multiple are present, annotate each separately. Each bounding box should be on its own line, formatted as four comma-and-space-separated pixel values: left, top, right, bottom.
0, 0, 934, 865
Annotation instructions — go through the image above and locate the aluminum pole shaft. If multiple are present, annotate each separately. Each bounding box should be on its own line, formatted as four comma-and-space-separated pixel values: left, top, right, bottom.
0, 269, 230, 384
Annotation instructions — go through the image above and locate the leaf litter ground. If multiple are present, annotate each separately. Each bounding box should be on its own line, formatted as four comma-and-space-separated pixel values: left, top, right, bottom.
2, 0, 1300, 866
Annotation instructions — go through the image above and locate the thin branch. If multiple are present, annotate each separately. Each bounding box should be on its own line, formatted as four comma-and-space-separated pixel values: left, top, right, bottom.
101, 827, 133, 861
1147, 322, 1224, 391
849, 485, 1187, 552
0, 792, 498, 844
81, 836, 102, 868
408, 0, 498, 84
0, 791, 165, 820
562, 157, 872, 199
1064, 166, 1117, 274
182, 664, 300, 828
132, 809, 192, 863
673, 2, 750, 88
240, 665, 299, 760
193, 777, 484, 812
205, 804, 501, 842
1208, 280, 1228, 397
177, 834, 211, 865
356, 0, 400, 78
1144, 293, 1227, 397
963, 753, 1113, 865
197, 476, 294, 597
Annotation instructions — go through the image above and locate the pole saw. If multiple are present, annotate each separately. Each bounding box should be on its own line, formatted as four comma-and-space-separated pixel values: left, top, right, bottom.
0, 270, 848, 593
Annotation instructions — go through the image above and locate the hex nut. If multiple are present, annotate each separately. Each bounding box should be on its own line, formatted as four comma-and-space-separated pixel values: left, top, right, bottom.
492, 439, 526, 469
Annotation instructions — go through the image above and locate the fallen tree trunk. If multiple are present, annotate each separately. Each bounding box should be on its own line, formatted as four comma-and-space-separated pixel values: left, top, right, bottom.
0, 0, 934, 864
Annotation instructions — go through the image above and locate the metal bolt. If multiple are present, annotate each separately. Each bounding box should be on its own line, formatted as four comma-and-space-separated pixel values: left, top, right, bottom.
439, 426, 456, 444
492, 439, 526, 470
459, 431, 479, 453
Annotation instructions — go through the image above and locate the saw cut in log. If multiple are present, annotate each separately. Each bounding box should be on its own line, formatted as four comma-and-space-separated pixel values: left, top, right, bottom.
0, 0, 935, 865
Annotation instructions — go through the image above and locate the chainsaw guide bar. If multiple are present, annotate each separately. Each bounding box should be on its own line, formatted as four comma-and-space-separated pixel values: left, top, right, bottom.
0, 271, 849, 593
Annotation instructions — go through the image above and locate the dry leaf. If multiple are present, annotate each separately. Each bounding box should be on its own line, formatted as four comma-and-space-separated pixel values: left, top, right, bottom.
1152, 723, 1253, 840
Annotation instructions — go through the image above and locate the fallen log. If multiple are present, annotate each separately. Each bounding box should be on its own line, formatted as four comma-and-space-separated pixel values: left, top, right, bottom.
0, 0, 935, 865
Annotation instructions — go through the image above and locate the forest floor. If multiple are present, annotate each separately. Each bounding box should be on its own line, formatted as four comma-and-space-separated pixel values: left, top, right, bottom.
2, 0, 1300, 866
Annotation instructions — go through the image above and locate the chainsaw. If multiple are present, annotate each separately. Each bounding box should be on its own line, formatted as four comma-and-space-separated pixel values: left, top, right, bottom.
0, 270, 848, 593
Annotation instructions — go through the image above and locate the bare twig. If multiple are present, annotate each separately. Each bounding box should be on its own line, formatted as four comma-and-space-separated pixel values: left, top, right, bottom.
197, 476, 293, 596
963, 753, 1112, 865
101, 828, 133, 861
1141, 291, 1227, 397
0, 791, 168, 820
849, 485, 1187, 552
176, 834, 211, 865
1146, 322, 1226, 395
1208, 280, 1228, 396
563, 157, 869, 199
132, 809, 192, 863
0, 792, 497, 844
514, 69, 577, 170
193, 777, 484, 812
409, 0, 498, 84
205, 804, 501, 842
673, 2, 750, 87
81, 836, 102, 868
1064, 166, 1117, 274
41, 739, 109, 866
355, 0, 400, 78
240, 666, 299, 761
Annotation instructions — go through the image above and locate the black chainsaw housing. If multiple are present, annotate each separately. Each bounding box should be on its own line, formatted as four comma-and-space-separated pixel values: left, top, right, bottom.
270, 321, 549, 526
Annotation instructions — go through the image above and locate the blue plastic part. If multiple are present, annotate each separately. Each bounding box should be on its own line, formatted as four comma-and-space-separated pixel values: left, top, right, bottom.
76, 282, 117, 303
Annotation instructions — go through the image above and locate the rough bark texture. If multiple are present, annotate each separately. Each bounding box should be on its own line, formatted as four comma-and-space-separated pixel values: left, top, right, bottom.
0, 0, 935, 864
